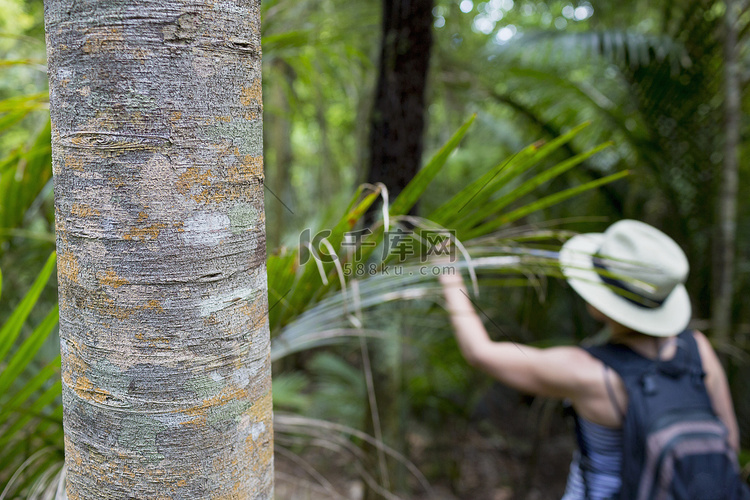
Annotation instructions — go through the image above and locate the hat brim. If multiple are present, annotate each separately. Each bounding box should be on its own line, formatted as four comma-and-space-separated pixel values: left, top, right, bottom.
559, 233, 691, 337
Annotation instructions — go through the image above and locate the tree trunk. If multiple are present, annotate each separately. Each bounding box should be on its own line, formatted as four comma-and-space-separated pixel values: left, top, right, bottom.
266, 59, 294, 250
367, 0, 434, 205
45, 1, 273, 497
713, 0, 741, 343
363, 2, 433, 496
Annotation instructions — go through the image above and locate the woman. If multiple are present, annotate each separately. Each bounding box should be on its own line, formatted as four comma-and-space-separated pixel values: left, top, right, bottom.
439, 220, 741, 499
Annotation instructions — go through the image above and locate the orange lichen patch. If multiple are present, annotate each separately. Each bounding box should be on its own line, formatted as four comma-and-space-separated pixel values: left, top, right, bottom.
76, 86, 91, 96
215, 115, 231, 122
93, 294, 135, 320
211, 480, 245, 500
75, 289, 167, 320
237, 296, 266, 327
203, 314, 219, 327
73, 375, 111, 403
71, 203, 101, 217
58, 252, 80, 283
108, 176, 126, 188
81, 27, 125, 54
65, 156, 85, 172
145, 299, 164, 313
170, 111, 182, 121
64, 339, 87, 371
176, 168, 213, 195
123, 223, 167, 241
179, 415, 207, 427
240, 79, 262, 107
228, 156, 263, 181
134, 329, 172, 348
99, 269, 129, 288
243, 392, 274, 467
243, 110, 259, 121
245, 391, 272, 424
178, 385, 250, 418
191, 182, 262, 205
64, 435, 84, 467
132, 48, 151, 61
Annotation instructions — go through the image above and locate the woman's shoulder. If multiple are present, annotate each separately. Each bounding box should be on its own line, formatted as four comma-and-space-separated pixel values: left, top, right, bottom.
690, 330, 722, 378
691, 329, 711, 350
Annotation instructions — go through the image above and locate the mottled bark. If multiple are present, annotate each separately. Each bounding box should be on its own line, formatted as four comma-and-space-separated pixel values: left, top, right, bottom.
367, 0, 433, 205
45, 1, 272, 498
713, 0, 741, 342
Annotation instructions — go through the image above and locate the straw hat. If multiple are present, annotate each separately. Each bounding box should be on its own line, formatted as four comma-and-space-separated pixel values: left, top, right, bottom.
559, 219, 691, 337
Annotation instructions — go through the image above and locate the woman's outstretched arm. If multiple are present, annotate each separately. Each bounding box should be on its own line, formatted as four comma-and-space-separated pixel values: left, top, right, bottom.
439, 271, 596, 399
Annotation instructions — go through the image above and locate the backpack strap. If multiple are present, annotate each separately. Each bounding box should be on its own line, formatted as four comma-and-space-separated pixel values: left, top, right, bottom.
674, 329, 706, 381
583, 329, 697, 382
583, 339, 652, 384
603, 365, 626, 422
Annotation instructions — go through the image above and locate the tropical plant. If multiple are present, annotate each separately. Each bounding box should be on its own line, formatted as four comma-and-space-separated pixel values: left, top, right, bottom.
0, 253, 63, 499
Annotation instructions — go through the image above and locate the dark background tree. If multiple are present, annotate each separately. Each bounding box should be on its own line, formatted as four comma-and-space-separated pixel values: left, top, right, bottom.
367, 0, 434, 206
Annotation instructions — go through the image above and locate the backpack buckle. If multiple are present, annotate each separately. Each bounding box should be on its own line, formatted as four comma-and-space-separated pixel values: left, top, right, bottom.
641, 373, 657, 395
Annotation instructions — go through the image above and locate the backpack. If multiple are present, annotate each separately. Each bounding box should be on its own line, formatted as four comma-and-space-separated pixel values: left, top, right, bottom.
579, 329, 750, 500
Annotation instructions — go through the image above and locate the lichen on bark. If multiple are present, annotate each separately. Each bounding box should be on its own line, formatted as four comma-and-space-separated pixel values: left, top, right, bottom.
45, 1, 272, 497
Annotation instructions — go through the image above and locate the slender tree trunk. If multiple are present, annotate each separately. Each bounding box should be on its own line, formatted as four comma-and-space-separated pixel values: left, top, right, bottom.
367, 0, 433, 205
266, 59, 294, 249
713, 0, 741, 343
45, 1, 273, 497
363, 2, 433, 496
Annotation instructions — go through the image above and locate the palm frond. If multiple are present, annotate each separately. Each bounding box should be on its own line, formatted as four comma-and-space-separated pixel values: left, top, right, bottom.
493, 30, 692, 72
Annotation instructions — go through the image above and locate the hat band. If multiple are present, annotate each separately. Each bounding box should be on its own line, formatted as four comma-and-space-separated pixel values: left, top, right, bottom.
593, 258, 665, 309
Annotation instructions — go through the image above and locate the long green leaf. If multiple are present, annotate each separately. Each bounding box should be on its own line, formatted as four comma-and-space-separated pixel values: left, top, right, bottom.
428, 142, 539, 225
0, 380, 63, 450
0, 92, 48, 113
0, 59, 45, 67
455, 141, 612, 231
0, 356, 60, 422
388, 114, 476, 216
464, 170, 630, 239
0, 147, 22, 175
0, 109, 31, 132
0, 305, 59, 396
429, 122, 591, 225
0, 252, 56, 361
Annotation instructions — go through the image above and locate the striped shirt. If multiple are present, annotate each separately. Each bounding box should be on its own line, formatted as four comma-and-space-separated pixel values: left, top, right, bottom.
562, 417, 623, 500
